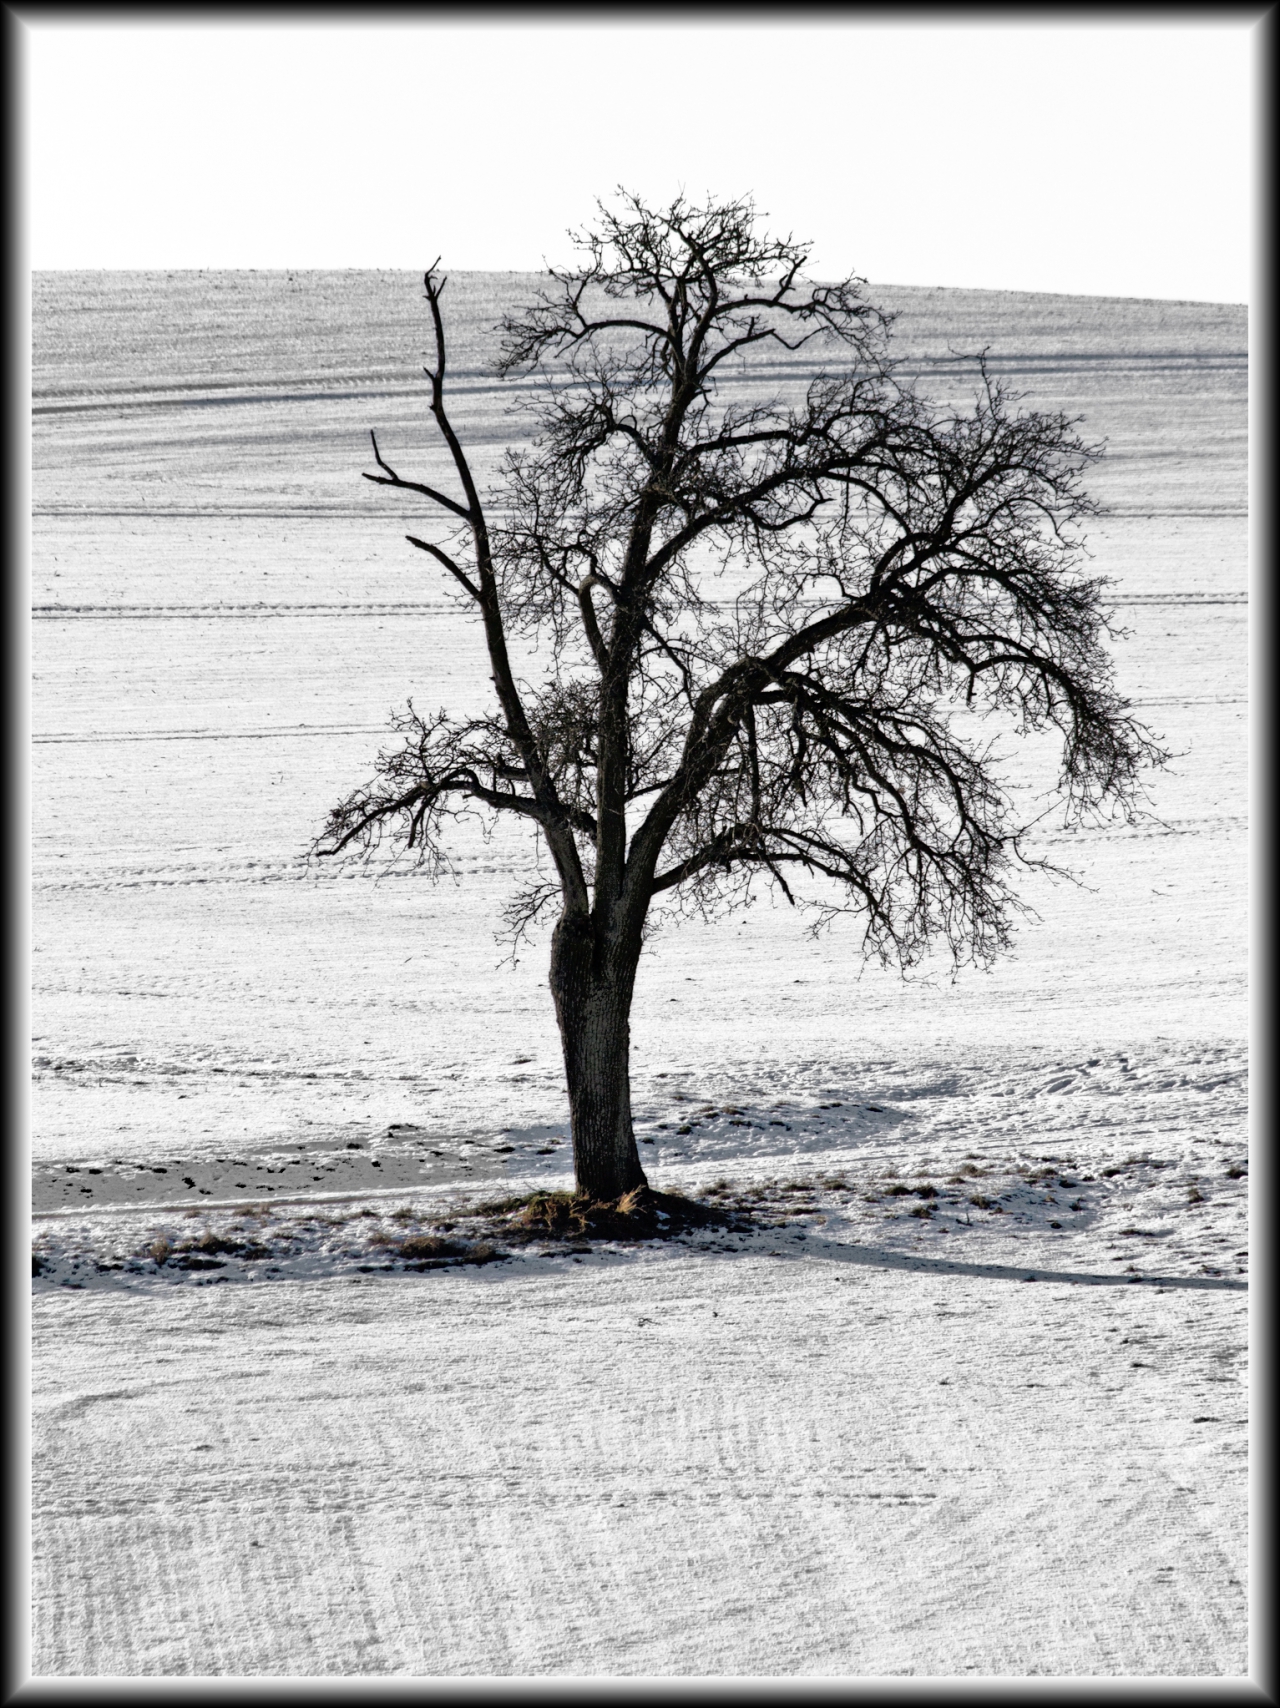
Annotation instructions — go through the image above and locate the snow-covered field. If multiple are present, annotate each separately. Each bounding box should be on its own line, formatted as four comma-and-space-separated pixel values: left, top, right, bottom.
30, 272, 1248, 1676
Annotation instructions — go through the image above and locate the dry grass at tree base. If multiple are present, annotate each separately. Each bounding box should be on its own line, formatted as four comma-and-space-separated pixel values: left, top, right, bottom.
276, 1186, 739, 1273
476, 1185, 741, 1244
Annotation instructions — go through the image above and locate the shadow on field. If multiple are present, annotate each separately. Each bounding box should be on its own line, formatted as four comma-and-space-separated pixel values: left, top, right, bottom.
793, 1236, 1247, 1293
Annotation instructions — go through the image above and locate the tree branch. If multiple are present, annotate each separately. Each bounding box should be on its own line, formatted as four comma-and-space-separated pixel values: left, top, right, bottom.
363, 430, 472, 521
406, 534, 482, 602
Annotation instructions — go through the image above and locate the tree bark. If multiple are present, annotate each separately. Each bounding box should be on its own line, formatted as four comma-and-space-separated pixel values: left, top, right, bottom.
549, 909, 649, 1200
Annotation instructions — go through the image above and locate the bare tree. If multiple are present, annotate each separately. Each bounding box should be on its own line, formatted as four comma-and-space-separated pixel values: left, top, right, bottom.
317, 191, 1162, 1203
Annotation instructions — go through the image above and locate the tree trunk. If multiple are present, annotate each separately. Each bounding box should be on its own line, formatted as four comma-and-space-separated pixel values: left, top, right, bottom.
549, 910, 649, 1201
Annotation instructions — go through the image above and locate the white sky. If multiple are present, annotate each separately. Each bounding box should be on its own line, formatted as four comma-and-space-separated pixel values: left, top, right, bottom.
24, 17, 1258, 302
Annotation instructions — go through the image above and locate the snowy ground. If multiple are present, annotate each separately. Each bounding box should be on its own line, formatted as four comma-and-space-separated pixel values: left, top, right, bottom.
30, 273, 1248, 1677
33, 1253, 1245, 1677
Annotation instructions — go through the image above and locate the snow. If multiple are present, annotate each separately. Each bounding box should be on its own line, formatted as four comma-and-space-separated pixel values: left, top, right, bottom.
32, 1258, 1245, 1676
30, 272, 1248, 1677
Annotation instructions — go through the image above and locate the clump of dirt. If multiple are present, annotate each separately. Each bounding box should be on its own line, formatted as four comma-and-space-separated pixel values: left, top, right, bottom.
359, 1233, 502, 1272
178, 1231, 261, 1258
398, 1234, 467, 1261
400, 1234, 501, 1270
158, 1230, 272, 1268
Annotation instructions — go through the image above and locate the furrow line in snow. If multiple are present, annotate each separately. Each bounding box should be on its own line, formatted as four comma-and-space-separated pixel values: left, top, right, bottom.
30, 348, 1248, 410
34, 725, 391, 744
31, 604, 454, 621
30, 591, 1249, 620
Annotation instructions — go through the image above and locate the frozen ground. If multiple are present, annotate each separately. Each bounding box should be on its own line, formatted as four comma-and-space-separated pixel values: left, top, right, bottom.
30, 272, 1248, 1676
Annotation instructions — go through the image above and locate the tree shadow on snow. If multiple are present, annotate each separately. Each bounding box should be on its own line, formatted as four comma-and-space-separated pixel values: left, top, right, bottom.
791, 1235, 1247, 1292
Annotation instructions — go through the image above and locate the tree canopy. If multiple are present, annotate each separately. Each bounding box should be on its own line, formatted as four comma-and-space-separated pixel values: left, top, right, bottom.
318, 191, 1162, 1199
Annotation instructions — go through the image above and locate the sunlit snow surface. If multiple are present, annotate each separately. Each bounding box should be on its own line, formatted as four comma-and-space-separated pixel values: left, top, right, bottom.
31, 273, 1247, 1676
